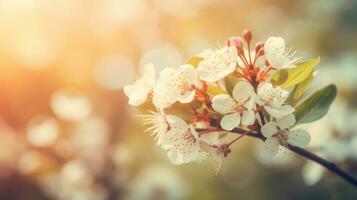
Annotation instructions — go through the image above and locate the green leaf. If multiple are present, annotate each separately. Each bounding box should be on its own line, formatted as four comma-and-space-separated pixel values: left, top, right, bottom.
186, 56, 203, 68
271, 57, 319, 88
207, 85, 227, 96
271, 69, 288, 86
224, 74, 238, 96
294, 84, 337, 125
288, 72, 314, 105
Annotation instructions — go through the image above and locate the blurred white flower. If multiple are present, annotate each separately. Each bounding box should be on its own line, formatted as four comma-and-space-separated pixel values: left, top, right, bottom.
94, 55, 135, 90
302, 161, 324, 186
17, 151, 47, 175
139, 43, 183, 76
51, 90, 92, 121
0, 121, 24, 176
127, 165, 188, 200
197, 46, 238, 82
124, 63, 155, 106
39, 159, 108, 200
261, 114, 310, 156
264, 37, 299, 69
26, 116, 59, 147
212, 81, 255, 130
256, 82, 294, 118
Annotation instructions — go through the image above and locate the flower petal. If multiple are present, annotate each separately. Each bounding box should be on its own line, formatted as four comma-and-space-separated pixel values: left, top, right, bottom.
263, 137, 280, 157
166, 115, 188, 134
257, 82, 273, 99
232, 81, 253, 102
279, 105, 295, 116
220, 113, 241, 131
241, 110, 255, 126
178, 90, 196, 103
265, 37, 286, 56
276, 114, 296, 129
167, 149, 183, 165
197, 46, 237, 82
124, 85, 148, 106
264, 37, 295, 69
264, 105, 294, 119
287, 129, 311, 147
211, 94, 236, 114
261, 122, 278, 137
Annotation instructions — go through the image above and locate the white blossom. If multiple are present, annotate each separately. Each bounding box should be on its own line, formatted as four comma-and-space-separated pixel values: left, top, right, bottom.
166, 126, 206, 165
141, 112, 205, 165
153, 64, 201, 109
124, 63, 155, 106
264, 37, 299, 69
212, 81, 255, 131
261, 114, 311, 156
199, 132, 227, 173
197, 46, 238, 82
141, 111, 184, 149
256, 82, 294, 118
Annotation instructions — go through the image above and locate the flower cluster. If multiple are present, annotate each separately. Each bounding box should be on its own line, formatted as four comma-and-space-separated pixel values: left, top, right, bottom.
124, 30, 332, 168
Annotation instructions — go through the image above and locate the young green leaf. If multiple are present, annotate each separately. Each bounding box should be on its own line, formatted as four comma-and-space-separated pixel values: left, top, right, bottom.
288, 72, 314, 105
294, 84, 337, 125
271, 69, 288, 86
224, 74, 238, 96
271, 57, 319, 89
207, 85, 227, 96
185, 56, 203, 68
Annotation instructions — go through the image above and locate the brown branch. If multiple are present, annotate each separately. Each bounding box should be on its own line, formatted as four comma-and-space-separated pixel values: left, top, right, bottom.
230, 128, 357, 187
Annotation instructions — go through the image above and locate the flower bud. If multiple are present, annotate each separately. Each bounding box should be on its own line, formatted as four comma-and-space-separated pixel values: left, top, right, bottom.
227, 36, 243, 49
257, 48, 265, 57
243, 30, 253, 44
255, 41, 264, 53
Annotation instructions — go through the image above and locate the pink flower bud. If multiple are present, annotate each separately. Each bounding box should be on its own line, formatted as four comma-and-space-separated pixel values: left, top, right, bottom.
227, 36, 243, 49
243, 30, 253, 44
255, 41, 264, 53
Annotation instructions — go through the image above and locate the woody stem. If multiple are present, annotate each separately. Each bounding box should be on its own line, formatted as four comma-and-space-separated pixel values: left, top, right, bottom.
230, 128, 357, 187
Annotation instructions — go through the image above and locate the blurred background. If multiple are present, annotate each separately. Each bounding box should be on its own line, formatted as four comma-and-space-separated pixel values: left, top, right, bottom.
0, 0, 357, 199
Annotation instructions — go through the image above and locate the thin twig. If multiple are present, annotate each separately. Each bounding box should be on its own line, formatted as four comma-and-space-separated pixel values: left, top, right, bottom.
229, 128, 357, 187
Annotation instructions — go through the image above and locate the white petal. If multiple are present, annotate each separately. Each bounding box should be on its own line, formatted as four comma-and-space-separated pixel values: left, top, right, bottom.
178, 64, 201, 87
263, 137, 280, 157
267, 54, 292, 69
264, 37, 295, 69
211, 94, 236, 114
287, 129, 311, 147
279, 105, 295, 116
264, 105, 294, 119
142, 63, 156, 86
178, 90, 196, 103
152, 84, 171, 109
197, 63, 217, 82
257, 82, 273, 99
166, 115, 188, 134
220, 113, 241, 131
261, 122, 278, 137
197, 46, 237, 82
265, 37, 286, 56
276, 114, 296, 129
232, 81, 253, 102
241, 110, 255, 126
167, 149, 183, 165
199, 132, 221, 145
